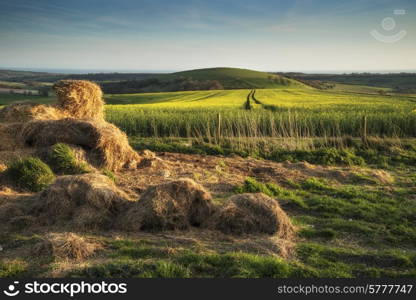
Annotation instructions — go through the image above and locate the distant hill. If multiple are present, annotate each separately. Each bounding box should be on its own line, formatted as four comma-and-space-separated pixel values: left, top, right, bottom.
0, 69, 58, 81
0, 67, 306, 93
164, 67, 304, 89
0, 69, 159, 83
278, 72, 416, 93
101, 67, 307, 93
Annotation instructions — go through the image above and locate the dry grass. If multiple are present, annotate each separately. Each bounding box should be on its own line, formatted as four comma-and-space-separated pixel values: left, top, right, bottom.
210, 193, 295, 238
29, 174, 130, 230
0, 80, 140, 171
21, 118, 140, 171
32, 232, 101, 261
0, 101, 67, 123
0, 123, 25, 151
123, 178, 214, 231
54, 80, 104, 121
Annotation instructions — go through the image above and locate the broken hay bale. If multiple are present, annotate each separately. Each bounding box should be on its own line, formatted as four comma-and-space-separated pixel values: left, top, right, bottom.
54, 80, 104, 121
32, 232, 101, 260
0, 102, 67, 123
123, 178, 214, 231
21, 118, 140, 171
0, 123, 25, 151
210, 193, 295, 238
30, 174, 130, 230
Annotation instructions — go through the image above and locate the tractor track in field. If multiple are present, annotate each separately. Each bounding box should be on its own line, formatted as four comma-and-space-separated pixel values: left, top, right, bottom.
244, 89, 263, 110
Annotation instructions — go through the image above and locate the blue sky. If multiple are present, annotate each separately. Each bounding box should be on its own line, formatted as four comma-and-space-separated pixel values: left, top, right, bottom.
0, 0, 415, 72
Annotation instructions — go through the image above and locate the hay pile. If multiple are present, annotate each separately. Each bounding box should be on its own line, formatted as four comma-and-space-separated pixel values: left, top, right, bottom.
0, 80, 141, 171
0, 190, 33, 229
22, 118, 140, 171
123, 178, 214, 231
0, 173, 295, 241
29, 174, 130, 229
210, 193, 295, 238
0, 123, 25, 151
54, 80, 104, 121
32, 232, 101, 260
0, 101, 66, 123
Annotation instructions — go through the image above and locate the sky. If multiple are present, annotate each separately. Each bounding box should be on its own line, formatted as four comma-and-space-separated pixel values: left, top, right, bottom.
0, 0, 415, 72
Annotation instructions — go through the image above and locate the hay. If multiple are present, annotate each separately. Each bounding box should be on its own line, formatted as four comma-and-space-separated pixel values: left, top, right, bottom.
54, 80, 104, 121
32, 232, 101, 260
210, 193, 295, 238
21, 118, 140, 171
0, 80, 142, 172
0, 190, 31, 228
0, 101, 67, 123
0, 202, 25, 223
123, 178, 214, 231
30, 174, 130, 229
0, 123, 25, 151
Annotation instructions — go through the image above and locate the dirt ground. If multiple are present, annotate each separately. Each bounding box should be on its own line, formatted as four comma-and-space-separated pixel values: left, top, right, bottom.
116, 152, 386, 199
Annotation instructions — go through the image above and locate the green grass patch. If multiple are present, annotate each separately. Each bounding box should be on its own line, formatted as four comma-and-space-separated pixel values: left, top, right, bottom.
0, 260, 28, 277
5, 157, 55, 192
102, 168, 117, 182
48, 143, 91, 174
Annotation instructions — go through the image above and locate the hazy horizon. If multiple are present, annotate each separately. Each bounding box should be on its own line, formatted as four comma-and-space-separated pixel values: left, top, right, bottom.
1, 66, 416, 75
1, 0, 415, 71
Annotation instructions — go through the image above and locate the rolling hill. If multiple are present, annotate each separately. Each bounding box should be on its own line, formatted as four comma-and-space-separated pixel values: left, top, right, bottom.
101, 67, 308, 93
164, 67, 305, 89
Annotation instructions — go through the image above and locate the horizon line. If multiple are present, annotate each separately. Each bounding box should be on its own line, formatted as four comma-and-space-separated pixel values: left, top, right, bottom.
1, 66, 416, 75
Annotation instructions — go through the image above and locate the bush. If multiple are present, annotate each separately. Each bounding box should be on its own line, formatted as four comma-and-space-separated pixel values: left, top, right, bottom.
6, 157, 55, 191
48, 143, 90, 174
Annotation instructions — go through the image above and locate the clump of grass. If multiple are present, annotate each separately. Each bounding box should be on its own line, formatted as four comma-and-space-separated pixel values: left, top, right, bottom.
48, 143, 90, 174
72, 260, 191, 278
0, 260, 28, 277
235, 177, 277, 197
235, 177, 307, 209
267, 148, 365, 166
102, 168, 117, 182
6, 157, 55, 192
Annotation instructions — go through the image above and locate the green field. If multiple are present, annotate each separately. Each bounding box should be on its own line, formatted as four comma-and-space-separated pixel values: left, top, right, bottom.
105, 88, 416, 141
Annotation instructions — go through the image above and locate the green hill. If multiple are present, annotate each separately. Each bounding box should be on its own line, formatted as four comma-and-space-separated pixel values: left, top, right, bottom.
165, 67, 306, 89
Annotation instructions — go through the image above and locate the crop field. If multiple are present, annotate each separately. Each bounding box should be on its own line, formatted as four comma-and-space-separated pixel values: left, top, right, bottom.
105, 88, 416, 141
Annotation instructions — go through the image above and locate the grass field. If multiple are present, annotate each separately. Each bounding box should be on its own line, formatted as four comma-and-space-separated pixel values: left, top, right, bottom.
1, 78, 416, 278
105, 88, 416, 141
